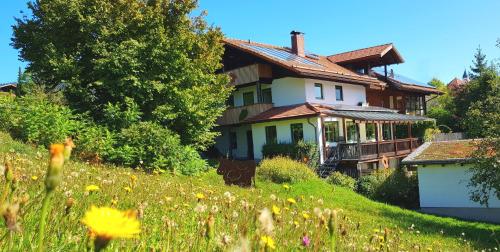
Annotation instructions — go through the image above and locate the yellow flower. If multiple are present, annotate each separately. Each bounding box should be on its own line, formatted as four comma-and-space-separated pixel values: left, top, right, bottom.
86, 185, 100, 192
111, 199, 118, 206
31, 175, 38, 181
302, 212, 310, 220
123, 186, 132, 193
272, 205, 281, 216
82, 206, 140, 240
287, 198, 296, 205
282, 184, 290, 190
196, 193, 205, 200
260, 235, 276, 250
130, 175, 137, 183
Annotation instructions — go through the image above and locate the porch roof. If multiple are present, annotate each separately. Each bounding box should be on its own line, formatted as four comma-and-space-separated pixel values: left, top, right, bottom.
324, 109, 433, 123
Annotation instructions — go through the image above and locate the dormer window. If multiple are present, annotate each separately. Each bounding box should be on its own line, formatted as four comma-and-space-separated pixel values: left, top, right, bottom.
335, 86, 343, 101
314, 83, 324, 99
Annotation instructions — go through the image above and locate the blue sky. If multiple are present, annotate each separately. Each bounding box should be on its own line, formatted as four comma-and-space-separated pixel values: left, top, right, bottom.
1, 1, 499, 84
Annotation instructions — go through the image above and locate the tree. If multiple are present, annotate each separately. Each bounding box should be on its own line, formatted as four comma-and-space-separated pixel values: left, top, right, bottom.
469, 46, 487, 78
12, 0, 231, 150
426, 78, 457, 132
464, 68, 500, 206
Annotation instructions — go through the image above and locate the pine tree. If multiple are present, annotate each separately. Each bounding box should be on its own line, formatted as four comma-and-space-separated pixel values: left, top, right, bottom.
469, 46, 487, 78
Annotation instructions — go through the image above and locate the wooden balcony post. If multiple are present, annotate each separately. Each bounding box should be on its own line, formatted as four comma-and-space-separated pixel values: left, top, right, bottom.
392, 123, 398, 155
342, 118, 347, 142
375, 122, 380, 157
408, 122, 413, 151
356, 122, 361, 158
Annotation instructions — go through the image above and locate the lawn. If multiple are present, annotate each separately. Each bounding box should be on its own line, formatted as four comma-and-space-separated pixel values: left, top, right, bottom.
0, 131, 498, 251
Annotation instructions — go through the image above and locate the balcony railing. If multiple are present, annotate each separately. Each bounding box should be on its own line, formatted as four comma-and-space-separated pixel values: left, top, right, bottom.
326, 138, 421, 161
217, 103, 273, 126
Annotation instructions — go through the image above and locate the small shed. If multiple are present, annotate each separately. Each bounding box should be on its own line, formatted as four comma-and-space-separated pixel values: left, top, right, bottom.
402, 139, 500, 223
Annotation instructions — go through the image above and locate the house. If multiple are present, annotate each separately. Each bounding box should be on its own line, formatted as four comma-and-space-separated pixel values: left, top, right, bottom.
214, 31, 441, 176
447, 70, 469, 93
0, 82, 17, 92
402, 140, 500, 223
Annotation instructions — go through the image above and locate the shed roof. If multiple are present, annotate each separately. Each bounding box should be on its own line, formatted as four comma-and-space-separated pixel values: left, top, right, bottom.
402, 139, 479, 165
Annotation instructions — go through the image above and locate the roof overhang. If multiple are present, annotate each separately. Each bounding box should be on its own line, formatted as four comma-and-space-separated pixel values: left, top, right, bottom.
323, 109, 434, 123
328, 44, 405, 68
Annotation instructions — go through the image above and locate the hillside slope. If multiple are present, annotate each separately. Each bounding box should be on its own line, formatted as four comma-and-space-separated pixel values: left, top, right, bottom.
0, 131, 498, 251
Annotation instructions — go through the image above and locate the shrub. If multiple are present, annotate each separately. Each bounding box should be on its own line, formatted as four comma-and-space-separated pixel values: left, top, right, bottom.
424, 127, 441, 142
327, 172, 356, 190
3, 94, 82, 147
262, 141, 319, 169
355, 168, 420, 208
257, 156, 316, 184
375, 168, 420, 209
74, 123, 116, 162
112, 122, 207, 175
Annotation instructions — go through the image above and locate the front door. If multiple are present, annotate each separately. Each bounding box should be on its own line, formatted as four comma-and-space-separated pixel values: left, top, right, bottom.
246, 130, 254, 160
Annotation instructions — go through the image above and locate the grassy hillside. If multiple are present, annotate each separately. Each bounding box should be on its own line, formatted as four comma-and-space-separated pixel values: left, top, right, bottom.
0, 131, 498, 251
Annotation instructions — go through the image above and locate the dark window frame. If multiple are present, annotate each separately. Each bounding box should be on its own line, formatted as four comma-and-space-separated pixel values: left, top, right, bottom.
261, 88, 272, 103
265, 126, 277, 144
335, 85, 344, 101
365, 123, 376, 141
243, 91, 254, 106
290, 123, 304, 144
324, 121, 340, 142
229, 132, 237, 149
314, 83, 324, 100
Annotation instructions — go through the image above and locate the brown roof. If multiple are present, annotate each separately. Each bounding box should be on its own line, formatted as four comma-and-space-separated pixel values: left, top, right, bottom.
243, 103, 323, 123
372, 71, 443, 95
447, 78, 467, 91
402, 139, 479, 164
223, 39, 384, 87
328, 43, 404, 66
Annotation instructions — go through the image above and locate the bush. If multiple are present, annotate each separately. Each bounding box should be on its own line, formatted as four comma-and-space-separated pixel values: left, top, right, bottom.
355, 168, 419, 209
376, 168, 420, 209
257, 156, 316, 184
327, 172, 356, 190
74, 123, 116, 162
262, 141, 319, 169
1, 93, 82, 147
111, 122, 207, 175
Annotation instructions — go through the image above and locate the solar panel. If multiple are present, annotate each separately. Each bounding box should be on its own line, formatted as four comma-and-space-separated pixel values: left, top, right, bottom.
241, 44, 323, 68
372, 67, 431, 87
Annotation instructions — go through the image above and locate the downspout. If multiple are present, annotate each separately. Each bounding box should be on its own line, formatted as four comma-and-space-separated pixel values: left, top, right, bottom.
307, 117, 318, 143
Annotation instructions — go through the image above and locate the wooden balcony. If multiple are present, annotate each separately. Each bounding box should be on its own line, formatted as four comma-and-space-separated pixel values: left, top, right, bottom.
326, 138, 421, 162
217, 103, 273, 126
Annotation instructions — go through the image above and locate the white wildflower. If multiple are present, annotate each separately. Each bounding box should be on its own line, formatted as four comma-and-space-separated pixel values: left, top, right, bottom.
258, 208, 274, 235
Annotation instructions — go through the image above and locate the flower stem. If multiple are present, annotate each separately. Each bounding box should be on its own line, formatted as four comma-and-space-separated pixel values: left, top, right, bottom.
37, 190, 53, 252
0, 182, 10, 206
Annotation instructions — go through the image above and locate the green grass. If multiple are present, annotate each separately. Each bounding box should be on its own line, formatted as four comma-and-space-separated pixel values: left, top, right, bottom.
0, 131, 498, 251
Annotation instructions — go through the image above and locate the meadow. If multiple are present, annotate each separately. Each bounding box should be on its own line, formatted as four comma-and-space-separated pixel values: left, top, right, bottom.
0, 131, 499, 251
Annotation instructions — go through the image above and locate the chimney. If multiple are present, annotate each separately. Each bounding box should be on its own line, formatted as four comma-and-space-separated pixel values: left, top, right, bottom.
290, 31, 305, 57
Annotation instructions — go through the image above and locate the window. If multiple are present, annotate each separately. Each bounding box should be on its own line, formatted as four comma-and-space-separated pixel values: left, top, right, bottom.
243, 92, 254, 106
345, 121, 358, 143
335, 86, 343, 101
227, 95, 234, 107
382, 123, 392, 141
365, 123, 376, 141
314, 83, 324, 99
290, 123, 304, 143
394, 124, 409, 139
262, 88, 272, 103
229, 132, 237, 149
265, 126, 277, 144
324, 121, 339, 142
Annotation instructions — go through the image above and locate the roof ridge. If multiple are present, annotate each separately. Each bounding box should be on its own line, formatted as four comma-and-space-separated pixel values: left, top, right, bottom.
328, 43, 393, 57
223, 38, 288, 50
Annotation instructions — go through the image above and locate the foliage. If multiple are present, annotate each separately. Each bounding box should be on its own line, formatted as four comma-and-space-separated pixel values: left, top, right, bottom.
424, 127, 441, 142
12, 0, 232, 150
74, 123, 116, 162
469, 46, 488, 78
15, 70, 37, 96
376, 168, 420, 209
257, 156, 316, 184
355, 169, 419, 209
0, 93, 82, 147
326, 172, 356, 190
262, 141, 319, 169
355, 172, 387, 198
468, 138, 500, 206
0, 132, 499, 250
411, 120, 436, 139
111, 122, 207, 175
426, 78, 457, 131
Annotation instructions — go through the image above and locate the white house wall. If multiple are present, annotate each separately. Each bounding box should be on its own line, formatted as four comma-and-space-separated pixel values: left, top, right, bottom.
418, 164, 500, 208
304, 79, 366, 106
232, 86, 258, 107
271, 78, 307, 106
251, 117, 319, 160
